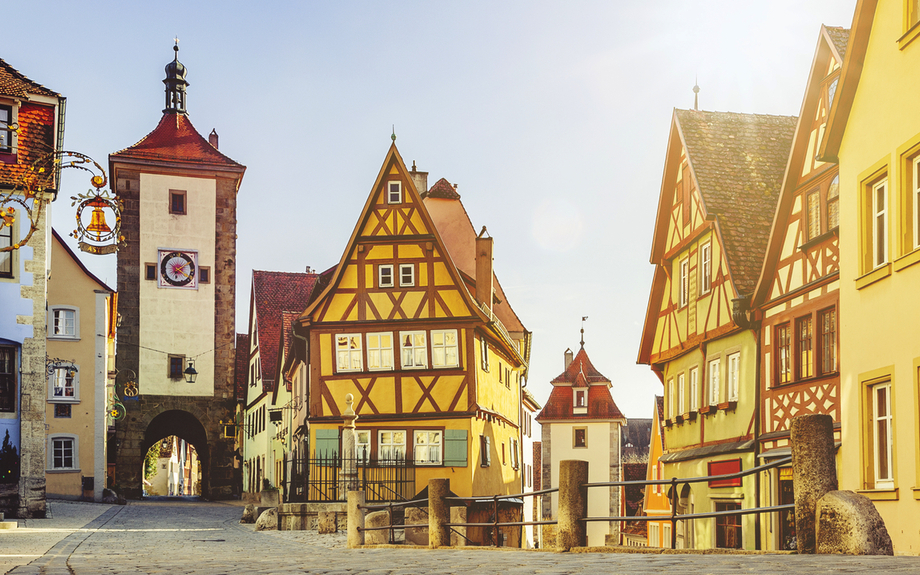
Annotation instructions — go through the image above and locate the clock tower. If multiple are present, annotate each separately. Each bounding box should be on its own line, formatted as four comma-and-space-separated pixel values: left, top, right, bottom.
110, 44, 246, 499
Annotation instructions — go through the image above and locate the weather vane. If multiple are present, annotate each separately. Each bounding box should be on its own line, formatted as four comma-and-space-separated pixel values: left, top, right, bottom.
580, 316, 588, 349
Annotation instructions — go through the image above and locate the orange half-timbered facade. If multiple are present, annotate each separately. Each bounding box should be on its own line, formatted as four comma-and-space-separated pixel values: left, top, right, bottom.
639, 109, 795, 550
295, 143, 530, 502
752, 25, 848, 552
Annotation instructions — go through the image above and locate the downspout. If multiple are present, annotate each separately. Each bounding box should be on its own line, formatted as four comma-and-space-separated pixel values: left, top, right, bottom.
293, 325, 310, 454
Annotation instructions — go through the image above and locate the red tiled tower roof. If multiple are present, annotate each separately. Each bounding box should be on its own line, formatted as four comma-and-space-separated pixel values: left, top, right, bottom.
252, 270, 319, 393
421, 177, 461, 200
234, 333, 250, 401
536, 347, 625, 422
110, 112, 243, 168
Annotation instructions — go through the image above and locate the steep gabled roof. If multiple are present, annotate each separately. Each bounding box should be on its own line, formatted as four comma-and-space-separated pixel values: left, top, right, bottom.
536, 347, 624, 422
252, 270, 319, 393
0, 57, 59, 98
551, 347, 609, 384
675, 109, 796, 296
110, 112, 244, 169
825, 26, 850, 59
235, 333, 250, 401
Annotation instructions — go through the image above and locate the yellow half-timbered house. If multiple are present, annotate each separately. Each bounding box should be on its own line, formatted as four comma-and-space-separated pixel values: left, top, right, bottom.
294, 143, 530, 507
639, 108, 795, 550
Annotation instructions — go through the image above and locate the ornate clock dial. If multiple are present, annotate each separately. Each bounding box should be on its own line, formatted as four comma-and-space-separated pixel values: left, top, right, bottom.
160, 251, 196, 287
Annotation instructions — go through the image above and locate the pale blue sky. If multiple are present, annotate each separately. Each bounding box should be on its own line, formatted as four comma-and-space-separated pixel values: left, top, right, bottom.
7, 1, 857, 418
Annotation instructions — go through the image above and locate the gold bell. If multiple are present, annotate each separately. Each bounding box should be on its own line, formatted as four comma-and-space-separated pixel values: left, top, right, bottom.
85, 196, 111, 239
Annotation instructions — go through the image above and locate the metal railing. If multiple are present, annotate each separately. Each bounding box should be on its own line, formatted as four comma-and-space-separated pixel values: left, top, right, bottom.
283, 452, 415, 503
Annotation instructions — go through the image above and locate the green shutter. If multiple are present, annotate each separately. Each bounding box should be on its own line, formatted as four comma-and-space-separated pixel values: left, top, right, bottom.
444, 429, 468, 467
315, 429, 339, 458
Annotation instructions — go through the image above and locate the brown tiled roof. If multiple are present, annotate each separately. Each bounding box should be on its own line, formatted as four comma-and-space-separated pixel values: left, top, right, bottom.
536, 347, 625, 422
825, 26, 850, 59
421, 177, 461, 200
111, 113, 243, 168
0, 58, 59, 98
676, 109, 796, 296
234, 333, 250, 401
656, 395, 664, 423
252, 270, 319, 393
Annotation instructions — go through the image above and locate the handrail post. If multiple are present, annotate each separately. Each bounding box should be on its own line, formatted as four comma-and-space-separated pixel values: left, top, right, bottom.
347, 490, 365, 548
428, 478, 450, 548
388, 501, 394, 544
557, 460, 588, 550
493, 494, 499, 546
670, 478, 678, 549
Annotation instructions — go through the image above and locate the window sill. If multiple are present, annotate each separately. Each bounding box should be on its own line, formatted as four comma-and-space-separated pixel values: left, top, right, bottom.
894, 248, 920, 272
912, 487, 920, 500
682, 411, 697, 422
0, 152, 17, 165
855, 264, 891, 290
798, 228, 838, 252
718, 401, 738, 412
857, 488, 898, 501
698, 406, 712, 416
46, 468, 81, 474
48, 398, 80, 404
899, 20, 920, 50
47, 335, 80, 342
664, 418, 673, 427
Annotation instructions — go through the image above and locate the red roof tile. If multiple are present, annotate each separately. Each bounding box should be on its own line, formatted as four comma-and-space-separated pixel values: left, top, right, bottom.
536, 347, 625, 422
234, 333, 250, 401
550, 347, 609, 384
111, 112, 243, 168
421, 177, 461, 200
0, 57, 59, 98
252, 270, 319, 393
280, 311, 299, 392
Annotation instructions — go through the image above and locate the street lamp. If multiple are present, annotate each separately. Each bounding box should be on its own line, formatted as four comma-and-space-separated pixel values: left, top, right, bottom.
184, 361, 198, 384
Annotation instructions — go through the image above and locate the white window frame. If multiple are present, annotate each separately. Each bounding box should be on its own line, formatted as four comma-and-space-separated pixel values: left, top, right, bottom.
378, 430, 407, 463
48, 434, 78, 471
430, 329, 459, 368
678, 372, 686, 415
399, 263, 415, 287
727, 352, 740, 402
480, 334, 489, 371
366, 332, 394, 371
355, 430, 371, 461
335, 334, 363, 372
649, 522, 660, 547
0, 102, 18, 154
510, 437, 520, 469
872, 382, 894, 489
872, 179, 888, 268
679, 258, 689, 308
574, 389, 587, 408
387, 181, 402, 204
399, 331, 428, 369
689, 367, 699, 411
48, 364, 79, 402
413, 430, 442, 465
699, 243, 712, 295
378, 264, 394, 288
48, 306, 79, 339
913, 156, 920, 250
708, 359, 720, 406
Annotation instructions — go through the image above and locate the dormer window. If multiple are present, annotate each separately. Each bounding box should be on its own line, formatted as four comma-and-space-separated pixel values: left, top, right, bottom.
387, 181, 402, 204
0, 105, 13, 152
574, 389, 586, 408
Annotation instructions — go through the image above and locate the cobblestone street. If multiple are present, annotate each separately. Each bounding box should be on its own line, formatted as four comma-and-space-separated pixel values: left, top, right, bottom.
3, 500, 920, 574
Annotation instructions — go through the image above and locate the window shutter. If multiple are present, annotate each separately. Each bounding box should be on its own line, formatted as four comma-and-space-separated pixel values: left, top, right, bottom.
314, 429, 339, 458
444, 429, 467, 467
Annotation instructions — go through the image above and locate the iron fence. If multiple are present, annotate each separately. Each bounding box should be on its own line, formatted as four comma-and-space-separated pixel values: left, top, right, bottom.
283, 452, 415, 503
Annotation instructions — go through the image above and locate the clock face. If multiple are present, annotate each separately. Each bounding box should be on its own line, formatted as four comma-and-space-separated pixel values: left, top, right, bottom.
158, 250, 198, 288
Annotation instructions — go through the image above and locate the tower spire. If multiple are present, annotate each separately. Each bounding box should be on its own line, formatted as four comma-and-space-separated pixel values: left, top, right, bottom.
163, 38, 189, 115
580, 316, 588, 349
693, 77, 700, 111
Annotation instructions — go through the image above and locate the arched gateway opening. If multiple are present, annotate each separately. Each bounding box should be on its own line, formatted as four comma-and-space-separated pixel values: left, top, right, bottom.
143, 411, 208, 497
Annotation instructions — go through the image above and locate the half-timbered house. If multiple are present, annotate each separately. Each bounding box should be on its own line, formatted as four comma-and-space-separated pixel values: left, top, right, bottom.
638, 108, 795, 550
293, 143, 530, 521
751, 25, 848, 551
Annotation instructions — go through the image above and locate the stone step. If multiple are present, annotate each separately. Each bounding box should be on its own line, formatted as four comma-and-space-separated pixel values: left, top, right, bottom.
0, 521, 17, 530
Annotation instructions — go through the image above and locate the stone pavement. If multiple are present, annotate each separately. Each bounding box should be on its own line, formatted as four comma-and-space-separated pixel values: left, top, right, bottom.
3, 499, 920, 574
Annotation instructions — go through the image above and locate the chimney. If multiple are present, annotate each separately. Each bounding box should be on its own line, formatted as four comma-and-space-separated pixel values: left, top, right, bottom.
209, 129, 219, 149
305, 266, 312, 274
564, 348, 574, 370
475, 227, 493, 313
410, 160, 428, 196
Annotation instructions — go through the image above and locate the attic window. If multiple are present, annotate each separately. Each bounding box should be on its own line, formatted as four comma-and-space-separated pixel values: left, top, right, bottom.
387, 181, 402, 204
0, 105, 12, 152
379, 264, 394, 288
574, 389, 586, 408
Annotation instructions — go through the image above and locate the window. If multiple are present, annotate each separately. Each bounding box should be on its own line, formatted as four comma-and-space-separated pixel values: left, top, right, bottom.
399, 331, 427, 369
49, 307, 78, 338
168, 355, 185, 379
50, 436, 76, 470
50, 366, 77, 401
699, 243, 712, 295
689, 367, 699, 411
0, 104, 12, 152
872, 179, 889, 268
378, 430, 406, 462
0, 221, 12, 278
145, 263, 157, 281
797, 316, 813, 379
827, 175, 839, 230
336, 334, 363, 372
480, 334, 489, 371
663, 523, 672, 549
431, 329, 459, 368
414, 430, 442, 465
708, 359, 720, 406
910, 0, 920, 30
249, 363, 256, 387
679, 258, 689, 308
0, 346, 15, 413
504, 367, 511, 388
399, 264, 414, 287
199, 267, 210, 284
169, 190, 187, 215
479, 435, 491, 466
913, 156, 920, 251
355, 430, 371, 461
819, 308, 837, 375
510, 437, 520, 469
776, 323, 792, 385
649, 523, 660, 547
727, 353, 740, 402
378, 264, 394, 288
872, 382, 894, 489
678, 372, 686, 414
807, 189, 821, 240
573, 427, 587, 448
366, 332, 394, 371
715, 501, 742, 549
667, 378, 674, 419
54, 404, 71, 418
574, 389, 586, 408
387, 181, 402, 204
502, 442, 506, 465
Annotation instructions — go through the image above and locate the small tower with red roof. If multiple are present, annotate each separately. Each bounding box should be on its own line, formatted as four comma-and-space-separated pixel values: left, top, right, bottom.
536, 340, 626, 547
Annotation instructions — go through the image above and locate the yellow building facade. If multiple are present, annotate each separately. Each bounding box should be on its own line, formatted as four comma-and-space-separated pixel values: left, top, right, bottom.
821, 0, 920, 554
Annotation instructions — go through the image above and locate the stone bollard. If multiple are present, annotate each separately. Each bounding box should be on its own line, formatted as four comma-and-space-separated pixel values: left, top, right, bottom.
347, 490, 365, 548
428, 478, 450, 548
791, 414, 838, 554
556, 459, 588, 550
